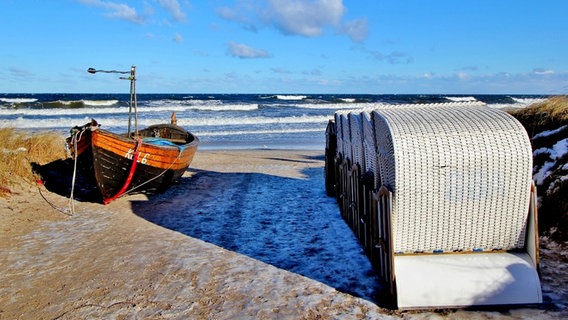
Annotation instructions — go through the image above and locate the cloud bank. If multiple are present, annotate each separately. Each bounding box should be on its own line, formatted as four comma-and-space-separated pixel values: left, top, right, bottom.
218, 0, 368, 42
78, 0, 186, 24
227, 42, 271, 59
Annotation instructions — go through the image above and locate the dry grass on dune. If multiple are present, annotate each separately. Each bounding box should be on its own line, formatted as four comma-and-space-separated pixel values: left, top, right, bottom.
0, 128, 67, 197
509, 96, 568, 242
509, 95, 568, 137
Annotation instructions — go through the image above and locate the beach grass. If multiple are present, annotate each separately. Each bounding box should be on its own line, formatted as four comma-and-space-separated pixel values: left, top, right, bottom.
509, 95, 568, 138
0, 128, 67, 197
509, 96, 568, 241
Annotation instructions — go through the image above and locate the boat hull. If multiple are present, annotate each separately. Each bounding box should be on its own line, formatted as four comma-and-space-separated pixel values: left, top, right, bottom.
69, 123, 198, 203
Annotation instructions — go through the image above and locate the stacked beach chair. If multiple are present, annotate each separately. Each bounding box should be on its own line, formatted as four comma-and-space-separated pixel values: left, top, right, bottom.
325, 102, 542, 309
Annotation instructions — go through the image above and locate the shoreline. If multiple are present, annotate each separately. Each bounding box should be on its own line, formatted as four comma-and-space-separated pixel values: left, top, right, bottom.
1, 149, 566, 319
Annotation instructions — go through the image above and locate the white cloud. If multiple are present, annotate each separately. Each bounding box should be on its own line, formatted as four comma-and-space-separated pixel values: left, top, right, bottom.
217, 0, 366, 42
263, 0, 345, 37
227, 42, 270, 59
533, 68, 555, 75
357, 47, 413, 65
216, 4, 257, 32
271, 67, 291, 74
338, 18, 368, 42
457, 71, 470, 80
173, 33, 183, 43
156, 0, 186, 22
8, 67, 33, 78
303, 69, 322, 76
78, 0, 145, 24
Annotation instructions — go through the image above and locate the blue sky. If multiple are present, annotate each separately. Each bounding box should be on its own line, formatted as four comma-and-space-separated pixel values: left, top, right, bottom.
1, 0, 567, 94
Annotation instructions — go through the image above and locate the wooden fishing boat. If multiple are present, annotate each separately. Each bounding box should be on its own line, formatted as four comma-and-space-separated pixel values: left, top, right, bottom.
68, 120, 198, 204
67, 65, 199, 204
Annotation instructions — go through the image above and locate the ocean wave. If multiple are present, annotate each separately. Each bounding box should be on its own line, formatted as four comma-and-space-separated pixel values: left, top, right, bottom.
444, 96, 478, 102
42, 100, 87, 108
486, 97, 547, 110
196, 127, 324, 137
0, 116, 94, 130
0, 98, 38, 104
290, 102, 385, 110
0, 114, 332, 131
510, 97, 546, 106
0, 102, 256, 116
178, 115, 331, 127
147, 99, 258, 111
81, 99, 119, 106
275, 95, 308, 100
0, 106, 127, 116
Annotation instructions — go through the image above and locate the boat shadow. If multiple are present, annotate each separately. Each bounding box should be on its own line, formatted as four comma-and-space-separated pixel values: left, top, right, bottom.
130, 167, 382, 304
31, 159, 103, 203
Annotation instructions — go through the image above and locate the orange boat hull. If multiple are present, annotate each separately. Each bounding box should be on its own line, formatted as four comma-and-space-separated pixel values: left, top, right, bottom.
69, 123, 198, 203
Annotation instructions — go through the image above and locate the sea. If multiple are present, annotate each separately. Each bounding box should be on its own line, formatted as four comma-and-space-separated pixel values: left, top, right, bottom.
0, 93, 548, 150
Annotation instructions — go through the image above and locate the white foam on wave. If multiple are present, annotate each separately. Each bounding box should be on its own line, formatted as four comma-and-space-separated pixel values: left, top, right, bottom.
0, 114, 331, 130
197, 127, 324, 137
444, 96, 477, 102
190, 103, 258, 111
276, 95, 307, 100
487, 97, 547, 110
0, 116, 93, 130
147, 99, 258, 111
0, 102, 257, 116
0, 98, 38, 103
81, 99, 119, 106
56, 100, 80, 105
294, 102, 384, 110
511, 97, 546, 106
0, 106, 126, 116
177, 115, 331, 127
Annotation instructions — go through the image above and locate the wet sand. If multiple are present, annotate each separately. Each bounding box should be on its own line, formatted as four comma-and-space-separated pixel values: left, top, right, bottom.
1, 150, 566, 319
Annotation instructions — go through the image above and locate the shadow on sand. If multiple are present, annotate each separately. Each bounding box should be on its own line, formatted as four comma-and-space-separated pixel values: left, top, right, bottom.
130, 166, 382, 304
31, 159, 102, 203
33, 155, 382, 303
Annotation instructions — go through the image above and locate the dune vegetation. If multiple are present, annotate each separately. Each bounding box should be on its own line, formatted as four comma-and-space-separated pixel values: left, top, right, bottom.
509, 96, 568, 138
0, 128, 67, 197
509, 96, 568, 242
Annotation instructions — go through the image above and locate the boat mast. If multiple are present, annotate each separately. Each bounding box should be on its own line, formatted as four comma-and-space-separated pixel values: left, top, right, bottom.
126, 66, 138, 137
87, 65, 138, 137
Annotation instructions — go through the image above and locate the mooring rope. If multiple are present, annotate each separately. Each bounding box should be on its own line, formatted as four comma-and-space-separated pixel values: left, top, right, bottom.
68, 129, 85, 215
33, 130, 87, 217
36, 181, 73, 216
123, 147, 184, 195
103, 137, 143, 205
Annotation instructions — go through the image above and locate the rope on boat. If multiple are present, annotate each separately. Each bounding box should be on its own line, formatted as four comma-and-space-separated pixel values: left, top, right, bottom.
68, 129, 87, 214
36, 181, 73, 216
33, 129, 88, 216
123, 148, 184, 195
103, 137, 143, 205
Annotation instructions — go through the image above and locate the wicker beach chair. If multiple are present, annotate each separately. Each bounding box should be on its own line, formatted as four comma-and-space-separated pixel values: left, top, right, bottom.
327, 103, 542, 309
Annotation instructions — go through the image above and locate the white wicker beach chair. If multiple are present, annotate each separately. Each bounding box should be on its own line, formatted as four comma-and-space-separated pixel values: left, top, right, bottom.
334, 111, 351, 162
348, 113, 365, 172
327, 103, 542, 309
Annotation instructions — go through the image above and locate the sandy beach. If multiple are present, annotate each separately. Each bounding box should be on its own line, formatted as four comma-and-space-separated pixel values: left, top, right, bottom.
1, 150, 567, 319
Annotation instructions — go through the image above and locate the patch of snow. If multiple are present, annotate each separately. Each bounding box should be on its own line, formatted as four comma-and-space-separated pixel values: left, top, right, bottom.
534, 161, 556, 185
551, 138, 568, 159
533, 139, 568, 185
533, 125, 568, 139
